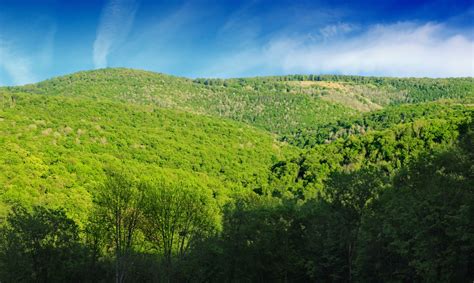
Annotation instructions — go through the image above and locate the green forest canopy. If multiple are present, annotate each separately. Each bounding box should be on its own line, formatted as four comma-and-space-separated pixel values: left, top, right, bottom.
0, 68, 472, 282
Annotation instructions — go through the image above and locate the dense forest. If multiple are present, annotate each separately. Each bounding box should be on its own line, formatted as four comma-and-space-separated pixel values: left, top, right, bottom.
0, 68, 473, 282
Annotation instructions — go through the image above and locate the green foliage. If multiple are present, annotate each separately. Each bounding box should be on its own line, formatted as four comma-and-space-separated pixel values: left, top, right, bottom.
4, 68, 357, 135
0, 206, 94, 282
141, 178, 219, 271
93, 170, 144, 283
0, 89, 291, 223
356, 143, 474, 281
0, 68, 472, 281
284, 102, 472, 147
226, 74, 474, 103
271, 116, 469, 200
184, 130, 473, 282
5, 68, 471, 139
183, 195, 301, 282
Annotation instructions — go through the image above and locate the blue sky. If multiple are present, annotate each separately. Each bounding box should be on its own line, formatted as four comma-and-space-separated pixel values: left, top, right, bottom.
0, 0, 473, 85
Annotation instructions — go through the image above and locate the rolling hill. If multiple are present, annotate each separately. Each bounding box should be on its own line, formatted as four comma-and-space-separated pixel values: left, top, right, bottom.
1, 68, 472, 217
7, 68, 471, 136
0, 86, 296, 222
0, 68, 472, 282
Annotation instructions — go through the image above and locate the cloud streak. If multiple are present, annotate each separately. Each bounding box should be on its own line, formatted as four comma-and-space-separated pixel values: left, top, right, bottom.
0, 39, 37, 85
93, 0, 138, 69
206, 22, 474, 78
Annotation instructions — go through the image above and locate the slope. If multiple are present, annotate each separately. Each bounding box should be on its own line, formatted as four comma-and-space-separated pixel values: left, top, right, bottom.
0, 69, 361, 135
7, 68, 472, 138
0, 90, 296, 222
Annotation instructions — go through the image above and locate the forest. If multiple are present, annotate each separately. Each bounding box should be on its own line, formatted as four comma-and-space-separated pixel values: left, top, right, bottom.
0, 68, 473, 282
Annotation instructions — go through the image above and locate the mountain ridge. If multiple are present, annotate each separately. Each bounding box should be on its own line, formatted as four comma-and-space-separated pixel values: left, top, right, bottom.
0, 67, 472, 281
4, 68, 472, 139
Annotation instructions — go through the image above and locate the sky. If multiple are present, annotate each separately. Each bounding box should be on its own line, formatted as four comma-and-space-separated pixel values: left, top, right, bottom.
0, 0, 473, 86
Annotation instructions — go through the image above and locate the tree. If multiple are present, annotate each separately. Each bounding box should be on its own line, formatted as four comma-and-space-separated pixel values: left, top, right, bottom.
0, 205, 86, 283
141, 181, 218, 278
192, 195, 302, 282
94, 170, 144, 283
356, 145, 474, 282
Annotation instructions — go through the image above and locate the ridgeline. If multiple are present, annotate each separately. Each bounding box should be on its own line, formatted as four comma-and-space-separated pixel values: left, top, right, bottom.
0, 68, 473, 282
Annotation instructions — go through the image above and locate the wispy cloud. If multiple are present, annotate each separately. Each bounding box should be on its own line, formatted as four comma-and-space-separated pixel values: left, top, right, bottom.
205, 22, 474, 78
319, 23, 356, 39
122, 2, 214, 72
216, 1, 261, 46
0, 39, 37, 85
93, 0, 138, 69
0, 16, 55, 86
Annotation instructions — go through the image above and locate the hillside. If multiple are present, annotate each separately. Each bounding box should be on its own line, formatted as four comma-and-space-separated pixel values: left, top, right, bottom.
6, 68, 471, 137
1, 68, 472, 218
3, 69, 356, 135
0, 68, 473, 282
0, 89, 295, 222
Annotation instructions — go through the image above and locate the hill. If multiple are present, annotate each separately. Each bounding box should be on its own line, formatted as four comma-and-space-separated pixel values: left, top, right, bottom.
0, 89, 295, 222
0, 68, 472, 282
1, 68, 472, 218
7, 68, 471, 137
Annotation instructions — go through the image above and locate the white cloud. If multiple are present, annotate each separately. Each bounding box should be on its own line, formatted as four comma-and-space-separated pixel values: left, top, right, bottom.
0, 40, 37, 85
0, 15, 55, 86
319, 23, 355, 39
206, 22, 474, 78
93, 0, 138, 69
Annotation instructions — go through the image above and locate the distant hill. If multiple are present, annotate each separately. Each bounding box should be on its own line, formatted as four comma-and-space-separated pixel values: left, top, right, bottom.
0, 68, 473, 281
6, 68, 471, 137
0, 68, 472, 219
0, 87, 295, 222
1, 68, 472, 220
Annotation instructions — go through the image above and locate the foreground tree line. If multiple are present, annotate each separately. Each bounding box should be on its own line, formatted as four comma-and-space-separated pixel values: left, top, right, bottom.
0, 123, 473, 282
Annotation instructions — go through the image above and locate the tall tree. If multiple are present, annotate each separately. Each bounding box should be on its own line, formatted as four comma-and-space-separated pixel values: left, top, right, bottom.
94, 170, 144, 283
0, 206, 86, 283
356, 145, 473, 282
141, 181, 217, 278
